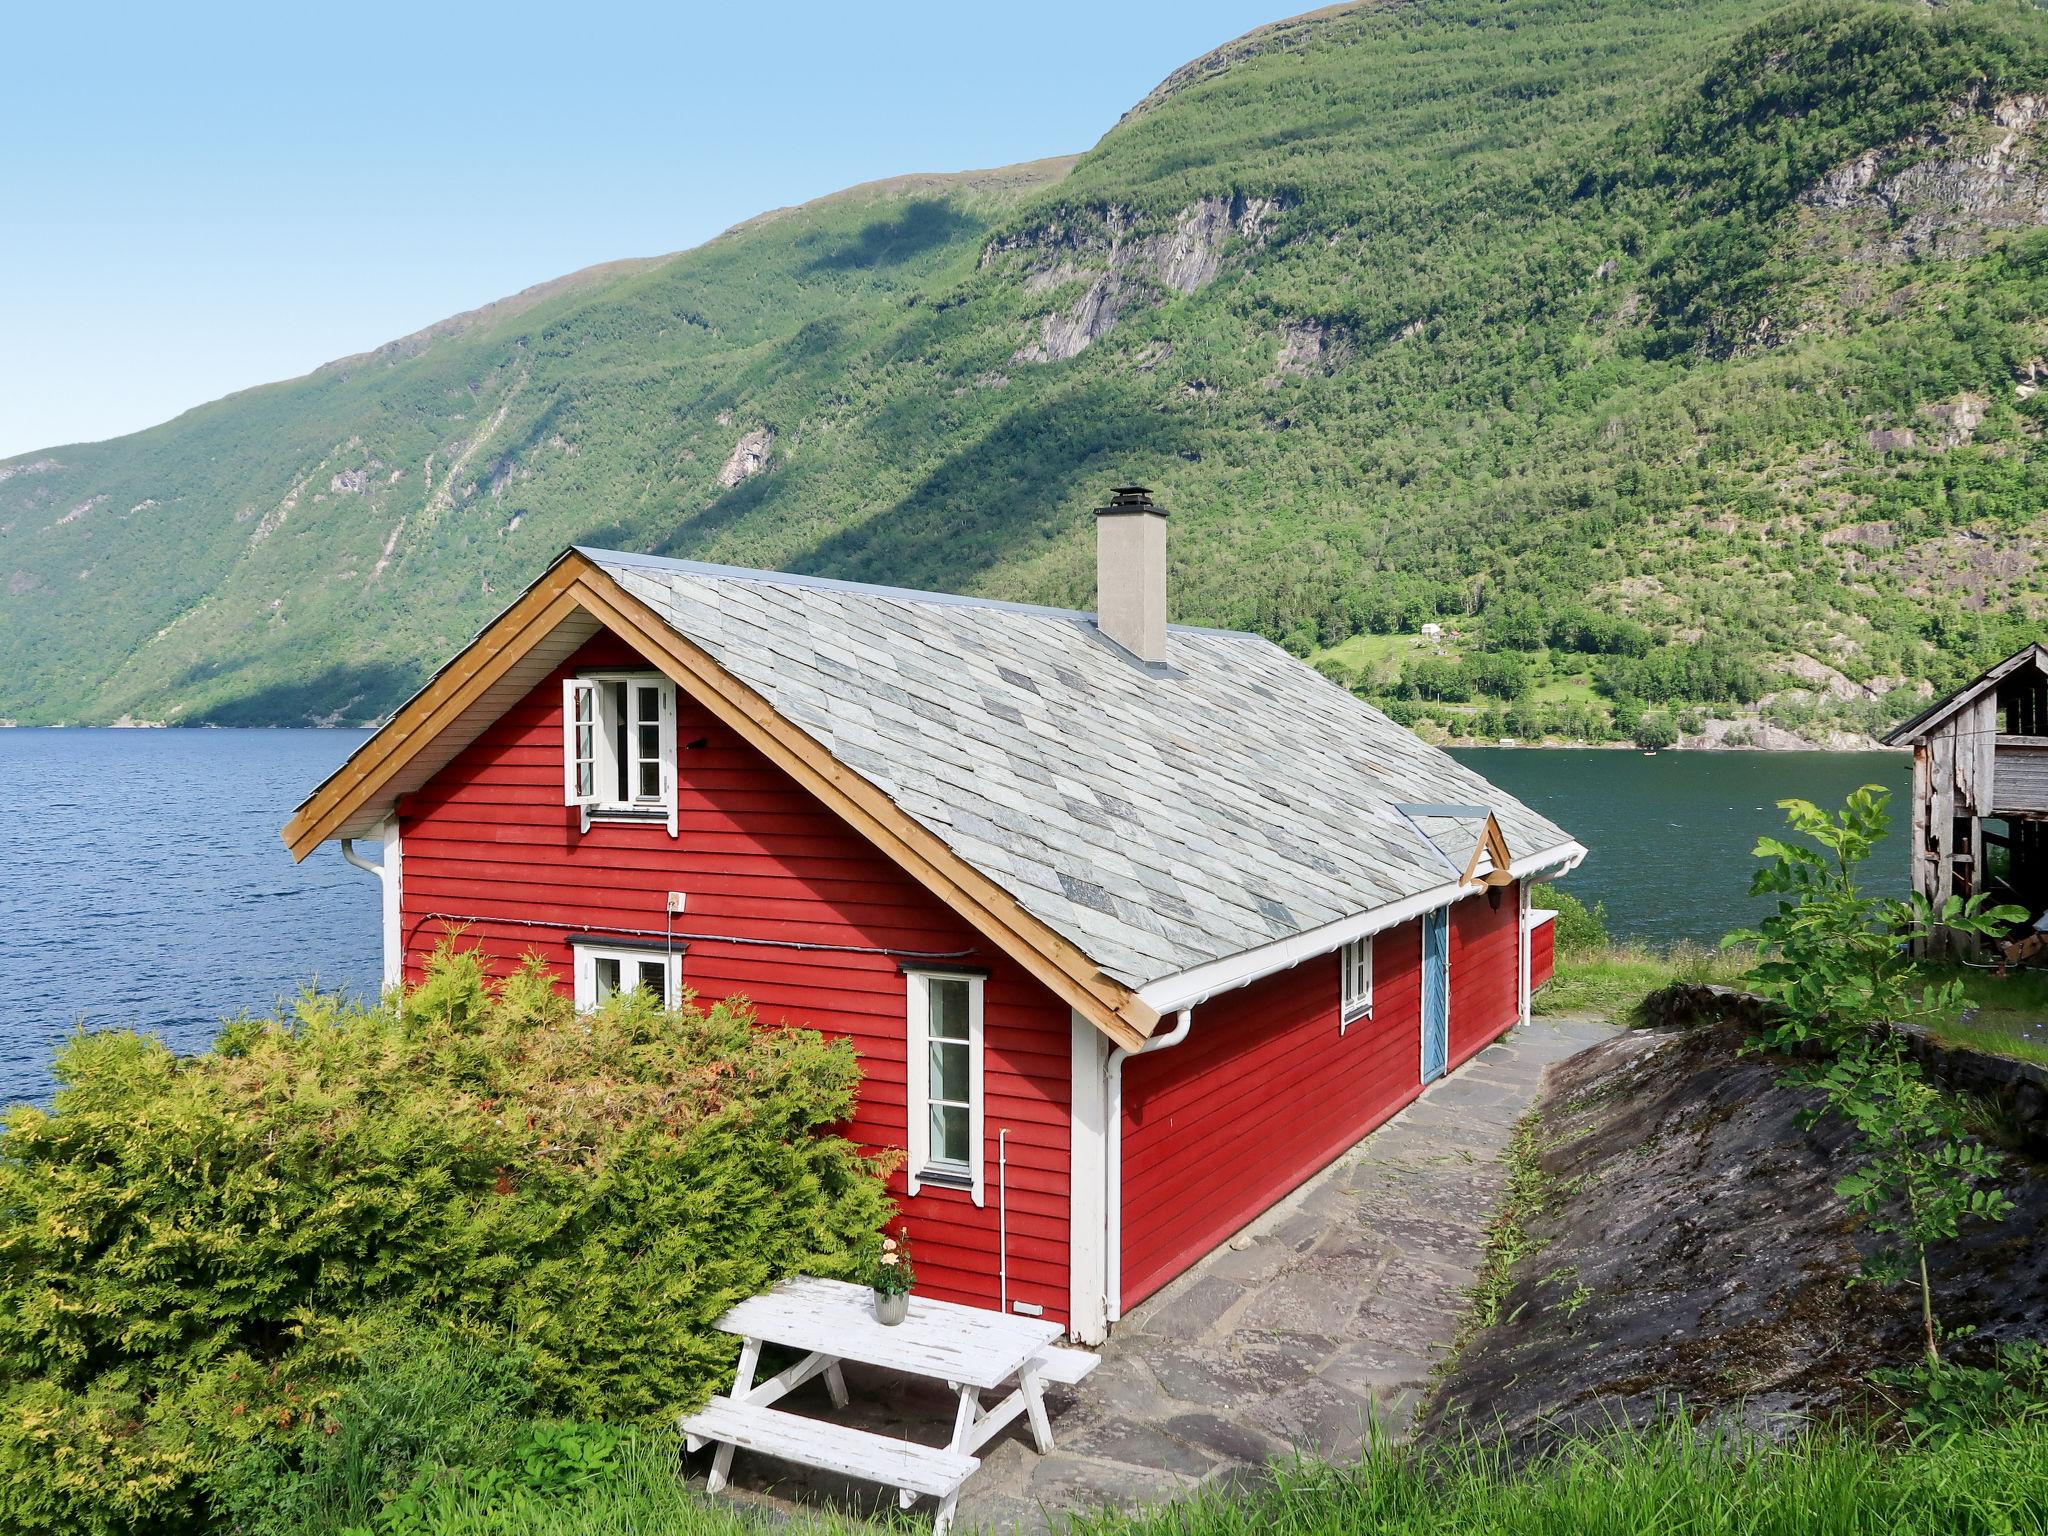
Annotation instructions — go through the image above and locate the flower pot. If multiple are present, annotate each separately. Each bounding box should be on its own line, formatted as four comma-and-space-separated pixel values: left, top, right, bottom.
872, 1288, 909, 1326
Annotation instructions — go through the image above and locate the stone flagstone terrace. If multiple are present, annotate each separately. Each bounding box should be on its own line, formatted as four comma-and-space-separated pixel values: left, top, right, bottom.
684, 1012, 1616, 1532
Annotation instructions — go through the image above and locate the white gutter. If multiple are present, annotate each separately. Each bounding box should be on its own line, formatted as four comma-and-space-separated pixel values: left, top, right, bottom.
1104, 1007, 1192, 1325
1133, 839, 1588, 1017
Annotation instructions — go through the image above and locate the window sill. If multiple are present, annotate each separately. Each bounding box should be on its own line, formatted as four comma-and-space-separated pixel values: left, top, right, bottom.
914, 1166, 975, 1193
587, 806, 669, 823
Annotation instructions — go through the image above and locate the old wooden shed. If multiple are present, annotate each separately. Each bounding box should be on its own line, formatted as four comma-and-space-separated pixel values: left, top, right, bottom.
1882, 644, 2048, 951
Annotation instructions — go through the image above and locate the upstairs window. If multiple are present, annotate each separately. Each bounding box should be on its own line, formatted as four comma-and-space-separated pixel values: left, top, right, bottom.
904, 970, 985, 1206
563, 673, 677, 834
1340, 936, 1373, 1031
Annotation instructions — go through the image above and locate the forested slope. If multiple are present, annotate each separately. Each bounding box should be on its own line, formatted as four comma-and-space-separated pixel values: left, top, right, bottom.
7, 0, 2048, 735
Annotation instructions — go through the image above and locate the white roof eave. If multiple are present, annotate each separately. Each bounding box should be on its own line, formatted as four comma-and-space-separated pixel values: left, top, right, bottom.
1133, 839, 1589, 1017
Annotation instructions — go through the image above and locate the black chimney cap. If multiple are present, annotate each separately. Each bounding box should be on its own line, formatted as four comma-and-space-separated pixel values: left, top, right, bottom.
1098, 485, 1165, 515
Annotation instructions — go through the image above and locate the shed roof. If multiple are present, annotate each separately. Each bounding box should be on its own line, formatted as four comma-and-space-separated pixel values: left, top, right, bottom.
1882, 644, 2048, 746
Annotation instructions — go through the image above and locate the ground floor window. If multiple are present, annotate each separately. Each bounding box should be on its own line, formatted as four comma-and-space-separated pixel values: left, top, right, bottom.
904, 969, 985, 1205
572, 942, 681, 1010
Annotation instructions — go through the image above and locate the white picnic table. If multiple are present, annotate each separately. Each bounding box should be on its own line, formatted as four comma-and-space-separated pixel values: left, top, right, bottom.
680, 1276, 1097, 1534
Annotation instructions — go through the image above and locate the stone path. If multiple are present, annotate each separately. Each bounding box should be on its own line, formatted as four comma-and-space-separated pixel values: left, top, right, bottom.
688, 1013, 1615, 1532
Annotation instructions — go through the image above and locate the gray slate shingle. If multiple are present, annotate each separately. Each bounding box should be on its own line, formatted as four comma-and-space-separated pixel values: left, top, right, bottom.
588, 548, 1576, 991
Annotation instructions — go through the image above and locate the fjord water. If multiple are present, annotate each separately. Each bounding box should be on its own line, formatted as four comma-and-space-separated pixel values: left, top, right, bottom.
0, 729, 378, 1107
0, 733, 1909, 1107
1452, 748, 1911, 948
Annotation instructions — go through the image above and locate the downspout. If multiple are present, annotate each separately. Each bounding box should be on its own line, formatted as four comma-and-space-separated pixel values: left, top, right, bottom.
1104, 1007, 1192, 1325
340, 820, 403, 991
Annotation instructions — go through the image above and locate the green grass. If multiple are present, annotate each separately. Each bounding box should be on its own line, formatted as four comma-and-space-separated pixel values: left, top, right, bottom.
1922, 965, 2048, 1067
9, 0, 2048, 724
1311, 631, 1465, 678
342, 1418, 2048, 1536
1536, 939, 1752, 1019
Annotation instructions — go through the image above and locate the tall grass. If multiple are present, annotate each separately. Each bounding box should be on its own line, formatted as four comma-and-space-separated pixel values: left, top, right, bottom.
381, 1418, 2048, 1536
1087, 1419, 2048, 1536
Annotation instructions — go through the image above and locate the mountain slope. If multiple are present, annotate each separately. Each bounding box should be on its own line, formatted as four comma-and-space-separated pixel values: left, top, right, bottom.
7, 0, 2048, 734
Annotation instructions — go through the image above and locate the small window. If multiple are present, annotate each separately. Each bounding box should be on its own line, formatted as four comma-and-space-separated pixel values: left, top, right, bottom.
563, 672, 677, 834
1340, 936, 1373, 1031
572, 943, 681, 1011
905, 970, 984, 1206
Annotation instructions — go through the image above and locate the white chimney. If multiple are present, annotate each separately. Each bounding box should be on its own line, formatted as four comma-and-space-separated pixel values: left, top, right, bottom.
1095, 486, 1169, 664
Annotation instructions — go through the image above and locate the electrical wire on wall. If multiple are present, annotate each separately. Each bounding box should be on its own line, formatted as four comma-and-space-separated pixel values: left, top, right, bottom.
410, 909, 981, 964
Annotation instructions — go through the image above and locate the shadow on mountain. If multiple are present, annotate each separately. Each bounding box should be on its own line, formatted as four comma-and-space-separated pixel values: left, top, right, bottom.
789, 378, 1191, 592
180, 660, 419, 727
799, 199, 979, 274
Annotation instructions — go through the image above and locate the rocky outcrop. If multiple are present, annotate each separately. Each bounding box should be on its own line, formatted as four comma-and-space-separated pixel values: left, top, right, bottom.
1267, 318, 1352, 383
1422, 1022, 2048, 1460
1920, 393, 1990, 447
0, 458, 59, 486
718, 428, 775, 488
1642, 983, 2048, 1150
1802, 93, 2048, 259
998, 194, 1284, 363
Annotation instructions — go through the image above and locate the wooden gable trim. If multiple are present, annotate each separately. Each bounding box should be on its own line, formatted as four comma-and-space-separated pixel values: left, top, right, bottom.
1462, 813, 1516, 888
282, 556, 591, 859
281, 551, 1155, 1052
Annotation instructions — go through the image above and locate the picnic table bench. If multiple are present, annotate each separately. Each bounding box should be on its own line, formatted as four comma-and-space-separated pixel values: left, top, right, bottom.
680, 1276, 1099, 1533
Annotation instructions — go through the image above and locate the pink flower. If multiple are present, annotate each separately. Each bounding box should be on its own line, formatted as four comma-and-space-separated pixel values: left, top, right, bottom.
880, 1252, 900, 1266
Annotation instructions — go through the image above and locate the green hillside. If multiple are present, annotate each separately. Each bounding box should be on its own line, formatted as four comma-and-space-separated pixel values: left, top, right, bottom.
8, 0, 2048, 737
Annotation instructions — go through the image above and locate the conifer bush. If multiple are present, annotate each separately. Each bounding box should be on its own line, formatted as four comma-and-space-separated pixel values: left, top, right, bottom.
0, 945, 892, 1535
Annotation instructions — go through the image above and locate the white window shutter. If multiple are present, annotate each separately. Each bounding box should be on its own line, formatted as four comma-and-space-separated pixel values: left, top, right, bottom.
659, 682, 679, 837
563, 678, 599, 822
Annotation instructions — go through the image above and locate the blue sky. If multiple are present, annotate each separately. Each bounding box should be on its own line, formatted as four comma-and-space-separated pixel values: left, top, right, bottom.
0, 2, 1291, 460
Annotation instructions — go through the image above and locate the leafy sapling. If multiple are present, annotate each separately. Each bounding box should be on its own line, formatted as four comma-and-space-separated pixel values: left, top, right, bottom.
1728, 787, 2022, 1365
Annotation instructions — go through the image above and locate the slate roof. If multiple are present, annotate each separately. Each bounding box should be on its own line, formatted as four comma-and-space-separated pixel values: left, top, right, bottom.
586, 548, 1578, 992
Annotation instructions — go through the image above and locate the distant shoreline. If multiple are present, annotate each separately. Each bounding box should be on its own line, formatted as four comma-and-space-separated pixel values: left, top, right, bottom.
5, 720, 1905, 752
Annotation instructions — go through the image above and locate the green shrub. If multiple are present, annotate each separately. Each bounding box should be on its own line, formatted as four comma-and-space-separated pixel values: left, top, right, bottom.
1531, 887, 1609, 955
0, 945, 893, 1535
210, 1328, 542, 1536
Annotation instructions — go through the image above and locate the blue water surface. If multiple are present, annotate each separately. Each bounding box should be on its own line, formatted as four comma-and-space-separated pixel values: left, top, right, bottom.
0, 728, 377, 1106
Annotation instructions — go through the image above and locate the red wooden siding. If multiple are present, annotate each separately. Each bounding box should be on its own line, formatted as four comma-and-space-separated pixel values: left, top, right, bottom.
1448, 884, 1521, 1071
1118, 919, 1426, 1311
1529, 909, 1556, 990
398, 635, 1075, 1325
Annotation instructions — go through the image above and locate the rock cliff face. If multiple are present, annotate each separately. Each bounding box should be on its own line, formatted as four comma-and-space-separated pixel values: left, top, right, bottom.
717, 428, 775, 488
993, 193, 1283, 363
1803, 93, 2048, 258
1423, 1024, 2048, 1458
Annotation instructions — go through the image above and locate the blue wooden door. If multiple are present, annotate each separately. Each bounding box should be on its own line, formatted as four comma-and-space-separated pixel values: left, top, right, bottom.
1421, 907, 1450, 1084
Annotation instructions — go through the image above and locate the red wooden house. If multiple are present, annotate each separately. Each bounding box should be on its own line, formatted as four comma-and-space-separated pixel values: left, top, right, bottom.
285, 489, 1581, 1343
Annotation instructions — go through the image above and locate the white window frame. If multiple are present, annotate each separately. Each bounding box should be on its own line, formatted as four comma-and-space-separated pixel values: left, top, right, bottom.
1340, 935, 1373, 1032
562, 671, 677, 835
904, 969, 985, 1207
571, 941, 683, 1011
